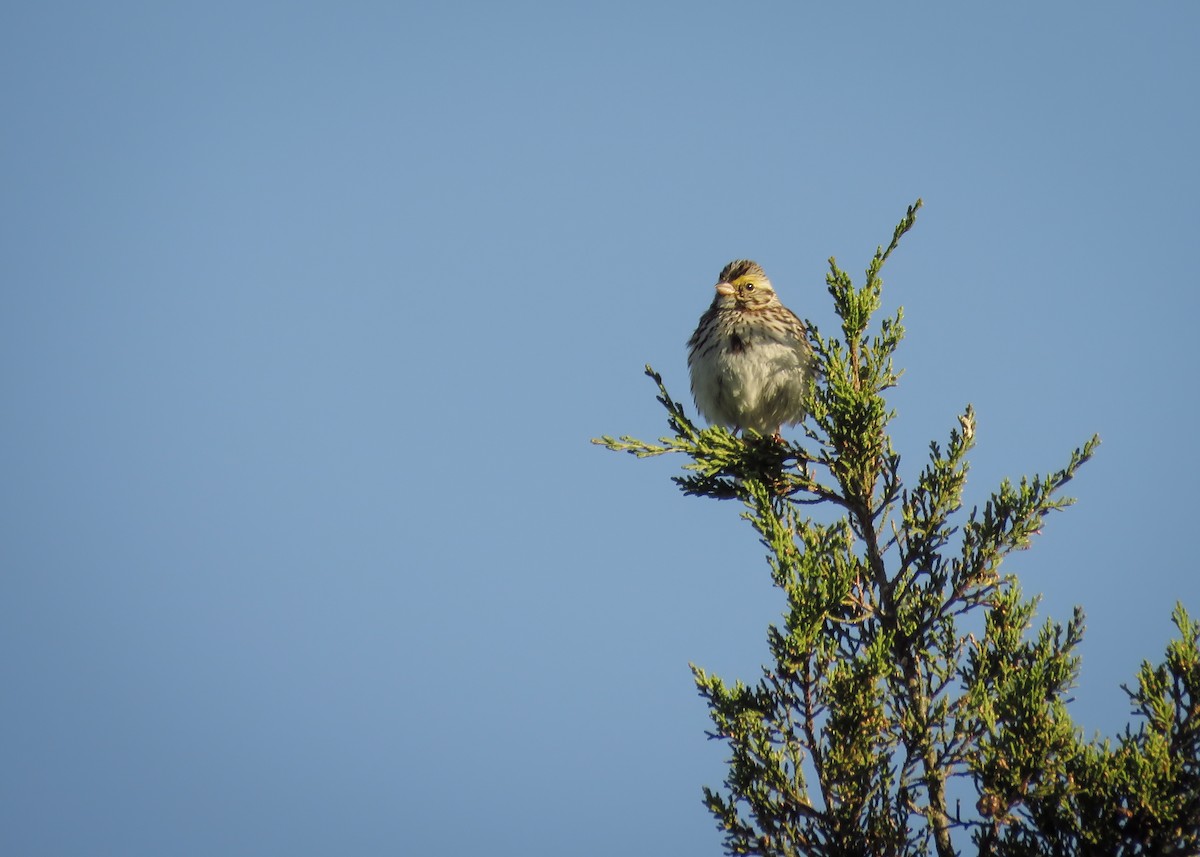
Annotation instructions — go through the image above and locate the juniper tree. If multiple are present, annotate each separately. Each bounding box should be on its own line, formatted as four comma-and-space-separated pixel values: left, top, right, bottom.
594, 202, 1200, 856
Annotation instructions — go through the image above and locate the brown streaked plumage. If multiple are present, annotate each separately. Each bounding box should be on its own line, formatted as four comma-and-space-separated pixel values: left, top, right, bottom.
687, 260, 816, 435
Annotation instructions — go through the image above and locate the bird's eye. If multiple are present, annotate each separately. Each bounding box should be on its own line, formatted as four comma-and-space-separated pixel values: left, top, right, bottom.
744, 282, 755, 291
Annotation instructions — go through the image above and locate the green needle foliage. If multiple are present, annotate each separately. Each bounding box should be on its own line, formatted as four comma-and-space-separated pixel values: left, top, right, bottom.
593, 202, 1200, 856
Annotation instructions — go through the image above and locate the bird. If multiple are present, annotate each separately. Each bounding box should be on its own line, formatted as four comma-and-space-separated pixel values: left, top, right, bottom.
687, 259, 816, 436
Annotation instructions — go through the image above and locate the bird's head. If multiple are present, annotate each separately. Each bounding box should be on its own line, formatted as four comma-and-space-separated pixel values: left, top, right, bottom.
714, 259, 778, 311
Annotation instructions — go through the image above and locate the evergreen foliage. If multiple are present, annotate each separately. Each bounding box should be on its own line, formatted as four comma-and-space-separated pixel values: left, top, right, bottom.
594, 202, 1200, 856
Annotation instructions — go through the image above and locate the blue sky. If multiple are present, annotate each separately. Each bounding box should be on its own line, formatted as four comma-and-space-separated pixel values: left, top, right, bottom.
2, 3, 1198, 854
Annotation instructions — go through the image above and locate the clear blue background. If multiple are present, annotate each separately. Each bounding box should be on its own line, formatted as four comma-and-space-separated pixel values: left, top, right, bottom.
3, 3, 1197, 854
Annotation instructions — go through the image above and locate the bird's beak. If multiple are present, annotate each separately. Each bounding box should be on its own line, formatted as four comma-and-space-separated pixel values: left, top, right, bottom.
715, 282, 736, 297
